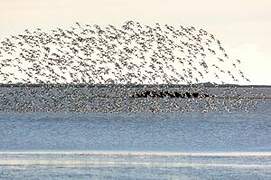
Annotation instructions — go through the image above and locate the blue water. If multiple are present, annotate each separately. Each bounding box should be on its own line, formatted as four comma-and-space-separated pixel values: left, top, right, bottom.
0, 100, 271, 179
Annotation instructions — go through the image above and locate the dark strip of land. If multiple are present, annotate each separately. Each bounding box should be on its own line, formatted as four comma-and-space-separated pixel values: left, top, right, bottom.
0, 84, 269, 112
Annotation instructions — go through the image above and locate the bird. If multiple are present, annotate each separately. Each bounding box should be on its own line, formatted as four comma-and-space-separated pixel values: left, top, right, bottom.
0, 20, 249, 87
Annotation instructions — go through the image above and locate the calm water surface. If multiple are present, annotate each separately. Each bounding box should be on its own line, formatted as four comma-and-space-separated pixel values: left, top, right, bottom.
0, 100, 270, 179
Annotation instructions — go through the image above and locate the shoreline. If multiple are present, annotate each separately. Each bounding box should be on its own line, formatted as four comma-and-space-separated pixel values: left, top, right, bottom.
0, 84, 269, 112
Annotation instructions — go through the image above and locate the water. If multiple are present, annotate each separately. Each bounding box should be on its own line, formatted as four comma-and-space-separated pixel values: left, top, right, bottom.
0, 100, 271, 179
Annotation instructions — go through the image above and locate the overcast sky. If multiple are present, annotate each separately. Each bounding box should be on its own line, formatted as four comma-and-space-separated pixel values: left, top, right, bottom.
1, 0, 270, 84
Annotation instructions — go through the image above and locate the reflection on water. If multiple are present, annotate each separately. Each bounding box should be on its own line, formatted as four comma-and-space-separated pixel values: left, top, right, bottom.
0, 100, 271, 179
1, 151, 271, 180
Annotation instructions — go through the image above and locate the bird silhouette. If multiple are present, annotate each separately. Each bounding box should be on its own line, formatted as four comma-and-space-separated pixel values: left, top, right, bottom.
0, 21, 250, 86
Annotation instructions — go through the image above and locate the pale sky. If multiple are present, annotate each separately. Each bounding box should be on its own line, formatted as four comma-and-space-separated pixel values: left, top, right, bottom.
1, 0, 271, 85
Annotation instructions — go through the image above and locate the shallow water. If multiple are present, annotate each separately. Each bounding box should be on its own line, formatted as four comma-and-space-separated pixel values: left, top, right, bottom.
1, 152, 271, 180
0, 100, 271, 179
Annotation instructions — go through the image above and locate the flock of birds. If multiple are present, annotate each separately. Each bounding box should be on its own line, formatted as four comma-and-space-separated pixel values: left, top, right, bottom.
0, 21, 258, 113
0, 20, 249, 85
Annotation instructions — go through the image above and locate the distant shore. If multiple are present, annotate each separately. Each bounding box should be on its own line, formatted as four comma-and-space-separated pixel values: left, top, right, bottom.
0, 84, 269, 112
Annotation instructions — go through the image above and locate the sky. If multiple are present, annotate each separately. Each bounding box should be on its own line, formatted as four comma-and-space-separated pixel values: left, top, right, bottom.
1, 0, 270, 85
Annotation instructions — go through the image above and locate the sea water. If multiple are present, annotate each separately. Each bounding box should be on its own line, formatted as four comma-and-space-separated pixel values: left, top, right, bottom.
0, 100, 270, 179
